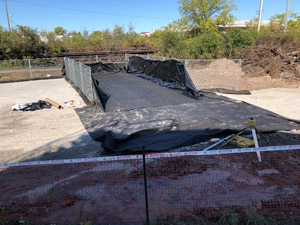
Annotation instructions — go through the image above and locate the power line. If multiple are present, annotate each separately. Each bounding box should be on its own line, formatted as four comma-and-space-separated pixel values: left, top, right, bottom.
7, 0, 174, 20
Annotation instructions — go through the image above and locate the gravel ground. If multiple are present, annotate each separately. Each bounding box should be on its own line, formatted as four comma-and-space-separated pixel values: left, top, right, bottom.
0, 79, 103, 163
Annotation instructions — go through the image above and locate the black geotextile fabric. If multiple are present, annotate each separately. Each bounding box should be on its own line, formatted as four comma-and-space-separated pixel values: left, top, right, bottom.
91, 72, 197, 112
125, 56, 200, 99
200, 88, 251, 95
75, 92, 300, 154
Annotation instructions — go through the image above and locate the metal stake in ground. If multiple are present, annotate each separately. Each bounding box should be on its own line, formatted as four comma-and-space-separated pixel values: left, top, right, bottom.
142, 146, 150, 225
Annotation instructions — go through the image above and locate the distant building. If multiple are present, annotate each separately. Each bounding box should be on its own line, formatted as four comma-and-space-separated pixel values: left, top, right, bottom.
39, 35, 48, 43
220, 20, 271, 28
139, 31, 155, 37
39, 34, 73, 43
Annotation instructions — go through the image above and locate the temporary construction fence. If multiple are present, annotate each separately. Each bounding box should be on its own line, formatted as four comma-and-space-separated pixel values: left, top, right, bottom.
125, 54, 242, 91
1, 145, 300, 224
64, 57, 94, 102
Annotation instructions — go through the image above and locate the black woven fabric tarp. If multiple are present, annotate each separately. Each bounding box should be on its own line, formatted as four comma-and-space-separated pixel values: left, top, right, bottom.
76, 92, 300, 153
71, 59, 300, 154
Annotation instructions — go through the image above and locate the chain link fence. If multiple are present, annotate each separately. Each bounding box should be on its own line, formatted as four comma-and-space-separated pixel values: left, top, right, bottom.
0, 58, 64, 82
64, 57, 94, 102
0, 55, 126, 83
1, 146, 300, 224
1, 54, 241, 91
125, 54, 242, 91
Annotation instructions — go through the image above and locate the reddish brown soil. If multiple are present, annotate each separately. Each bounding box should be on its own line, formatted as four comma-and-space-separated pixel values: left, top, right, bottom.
1, 151, 300, 224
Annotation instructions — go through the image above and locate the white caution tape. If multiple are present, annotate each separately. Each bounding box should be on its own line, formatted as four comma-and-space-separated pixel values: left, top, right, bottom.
1, 145, 300, 168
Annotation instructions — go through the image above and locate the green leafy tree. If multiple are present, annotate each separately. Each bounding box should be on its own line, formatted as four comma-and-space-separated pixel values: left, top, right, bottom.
112, 25, 125, 49
158, 30, 186, 58
177, 0, 236, 33
102, 29, 113, 51
225, 28, 253, 56
187, 32, 221, 58
269, 12, 300, 33
54, 26, 67, 35
7, 25, 46, 58
89, 31, 102, 46
47, 31, 66, 54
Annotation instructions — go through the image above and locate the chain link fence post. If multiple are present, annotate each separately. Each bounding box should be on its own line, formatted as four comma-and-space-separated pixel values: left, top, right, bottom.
237, 59, 242, 91
142, 146, 150, 225
28, 59, 33, 79
79, 63, 85, 94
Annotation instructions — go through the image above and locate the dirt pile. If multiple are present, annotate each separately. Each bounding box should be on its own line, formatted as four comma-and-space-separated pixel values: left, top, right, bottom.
241, 47, 300, 79
203, 58, 240, 71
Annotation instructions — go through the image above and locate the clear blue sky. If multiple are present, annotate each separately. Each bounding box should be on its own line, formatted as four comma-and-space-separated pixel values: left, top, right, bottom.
0, 0, 299, 34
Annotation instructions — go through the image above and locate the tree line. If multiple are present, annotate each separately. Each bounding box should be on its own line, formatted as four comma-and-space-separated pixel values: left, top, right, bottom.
0, 25, 153, 60
1, 0, 300, 60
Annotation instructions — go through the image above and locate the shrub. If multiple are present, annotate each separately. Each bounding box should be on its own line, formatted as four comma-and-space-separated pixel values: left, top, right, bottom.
186, 32, 222, 59
225, 28, 253, 57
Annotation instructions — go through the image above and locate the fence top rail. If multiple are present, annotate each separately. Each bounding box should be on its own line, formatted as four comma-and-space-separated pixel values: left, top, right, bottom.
185, 59, 242, 62
187, 69, 240, 72
1, 145, 300, 168
124, 54, 241, 62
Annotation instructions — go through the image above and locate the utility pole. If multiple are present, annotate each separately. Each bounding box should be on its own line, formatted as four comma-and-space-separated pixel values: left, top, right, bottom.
9, 15, 12, 29
284, 0, 290, 32
4, 0, 11, 31
257, 0, 263, 32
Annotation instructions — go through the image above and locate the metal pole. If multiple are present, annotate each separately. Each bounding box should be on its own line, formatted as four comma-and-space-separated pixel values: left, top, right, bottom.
9, 15, 12, 29
257, 0, 263, 32
284, 0, 290, 32
4, 0, 11, 31
237, 59, 242, 91
251, 127, 262, 162
79, 63, 85, 93
142, 146, 150, 225
28, 59, 33, 79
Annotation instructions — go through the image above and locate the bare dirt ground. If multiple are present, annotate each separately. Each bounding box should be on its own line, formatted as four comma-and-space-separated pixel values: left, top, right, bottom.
1, 151, 300, 224
188, 58, 300, 91
0, 79, 102, 163
240, 75, 300, 91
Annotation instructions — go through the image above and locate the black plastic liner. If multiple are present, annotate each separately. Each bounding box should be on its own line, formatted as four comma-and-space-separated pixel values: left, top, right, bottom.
86, 62, 123, 74
76, 92, 300, 153
85, 59, 199, 112
71, 59, 300, 154
12, 100, 52, 112
200, 88, 251, 95
125, 56, 200, 99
